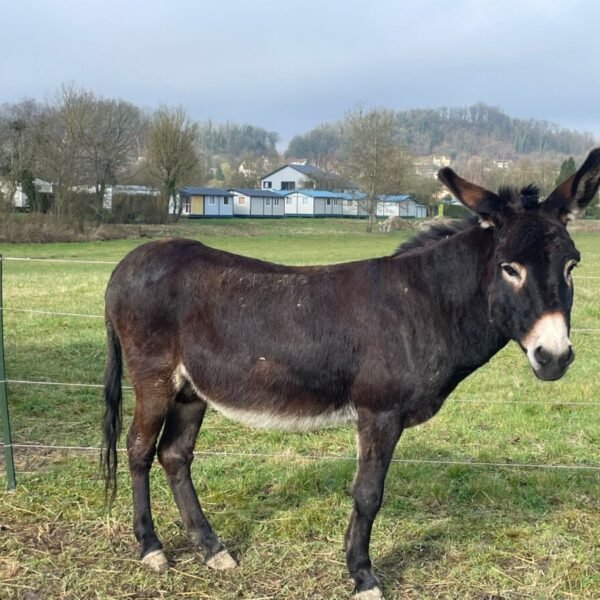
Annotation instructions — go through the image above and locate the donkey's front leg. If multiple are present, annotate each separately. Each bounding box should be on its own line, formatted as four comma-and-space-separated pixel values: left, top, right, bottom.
345, 408, 403, 600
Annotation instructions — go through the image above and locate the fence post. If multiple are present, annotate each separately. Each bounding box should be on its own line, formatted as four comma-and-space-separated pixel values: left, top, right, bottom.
0, 255, 16, 490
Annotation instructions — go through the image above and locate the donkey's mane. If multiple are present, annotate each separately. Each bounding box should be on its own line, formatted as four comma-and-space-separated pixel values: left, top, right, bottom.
393, 184, 542, 257
393, 217, 478, 256
498, 183, 541, 210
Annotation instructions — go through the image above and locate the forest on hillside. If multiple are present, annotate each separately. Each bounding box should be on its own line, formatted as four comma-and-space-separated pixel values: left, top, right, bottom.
286, 103, 597, 166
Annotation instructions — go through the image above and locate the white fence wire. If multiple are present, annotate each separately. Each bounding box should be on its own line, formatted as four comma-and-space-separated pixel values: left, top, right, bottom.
2, 441, 599, 472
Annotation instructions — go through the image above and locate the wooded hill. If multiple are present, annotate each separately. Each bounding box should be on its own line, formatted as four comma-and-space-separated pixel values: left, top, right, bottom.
286, 103, 597, 164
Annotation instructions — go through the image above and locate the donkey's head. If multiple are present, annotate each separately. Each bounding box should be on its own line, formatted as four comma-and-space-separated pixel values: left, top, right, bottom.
438, 149, 600, 381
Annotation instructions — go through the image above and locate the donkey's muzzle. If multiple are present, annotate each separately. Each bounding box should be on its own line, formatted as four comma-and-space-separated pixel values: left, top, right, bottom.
531, 344, 575, 381
522, 312, 573, 381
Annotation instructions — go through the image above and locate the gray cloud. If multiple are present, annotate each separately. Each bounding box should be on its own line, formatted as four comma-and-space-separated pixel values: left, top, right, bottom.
2, 0, 599, 144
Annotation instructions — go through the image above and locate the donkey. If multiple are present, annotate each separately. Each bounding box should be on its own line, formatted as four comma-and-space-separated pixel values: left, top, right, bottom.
102, 149, 600, 599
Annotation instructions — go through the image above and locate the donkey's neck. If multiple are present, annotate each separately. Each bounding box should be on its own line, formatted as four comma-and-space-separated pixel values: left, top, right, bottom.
394, 224, 508, 372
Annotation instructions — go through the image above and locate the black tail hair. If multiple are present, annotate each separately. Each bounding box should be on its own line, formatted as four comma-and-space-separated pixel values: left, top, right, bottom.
101, 318, 123, 507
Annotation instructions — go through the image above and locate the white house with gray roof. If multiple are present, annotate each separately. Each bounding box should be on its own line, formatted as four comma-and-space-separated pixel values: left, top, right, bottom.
260, 164, 351, 192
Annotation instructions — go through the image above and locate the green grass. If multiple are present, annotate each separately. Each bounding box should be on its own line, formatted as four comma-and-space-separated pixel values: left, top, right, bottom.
0, 218, 599, 599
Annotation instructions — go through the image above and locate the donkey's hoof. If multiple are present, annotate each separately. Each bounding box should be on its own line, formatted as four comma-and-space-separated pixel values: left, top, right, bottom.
353, 586, 385, 600
141, 549, 169, 573
206, 549, 237, 570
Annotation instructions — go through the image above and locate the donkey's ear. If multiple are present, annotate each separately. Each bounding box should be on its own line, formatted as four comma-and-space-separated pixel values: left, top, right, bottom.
438, 167, 502, 226
543, 148, 600, 223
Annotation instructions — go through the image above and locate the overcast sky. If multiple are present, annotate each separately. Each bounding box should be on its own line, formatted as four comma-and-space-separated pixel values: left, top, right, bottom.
3, 0, 600, 147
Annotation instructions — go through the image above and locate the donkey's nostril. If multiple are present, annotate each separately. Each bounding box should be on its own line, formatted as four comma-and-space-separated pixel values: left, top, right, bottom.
534, 345, 551, 366
559, 346, 574, 368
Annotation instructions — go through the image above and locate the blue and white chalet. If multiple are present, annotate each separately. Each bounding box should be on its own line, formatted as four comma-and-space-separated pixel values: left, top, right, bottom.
282, 190, 367, 217
377, 195, 427, 218
230, 188, 285, 217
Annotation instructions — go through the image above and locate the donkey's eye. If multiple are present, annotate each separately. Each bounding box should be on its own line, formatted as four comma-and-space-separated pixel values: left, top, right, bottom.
501, 263, 521, 279
565, 259, 578, 282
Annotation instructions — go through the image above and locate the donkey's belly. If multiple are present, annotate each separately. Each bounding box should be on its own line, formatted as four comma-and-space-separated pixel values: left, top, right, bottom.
175, 362, 357, 432
206, 397, 357, 432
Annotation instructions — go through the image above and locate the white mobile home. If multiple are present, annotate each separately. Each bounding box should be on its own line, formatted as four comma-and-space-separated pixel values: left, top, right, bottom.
230, 188, 285, 217
283, 190, 372, 217
283, 190, 345, 216
376, 195, 427, 218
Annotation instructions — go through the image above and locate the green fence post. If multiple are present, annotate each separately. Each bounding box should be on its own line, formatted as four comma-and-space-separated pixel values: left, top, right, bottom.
0, 254, 16, 490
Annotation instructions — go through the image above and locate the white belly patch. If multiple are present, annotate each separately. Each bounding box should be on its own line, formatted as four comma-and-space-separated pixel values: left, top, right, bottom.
173, 363, 357, 432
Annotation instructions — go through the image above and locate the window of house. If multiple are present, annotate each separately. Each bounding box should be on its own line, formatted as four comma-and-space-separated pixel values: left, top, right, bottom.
326, 199, 331, 206
274, 198, 280, 207
281, 181, 295, 190
263, 181, 272, 188
286, 197, 292, 205
184, 197, 191, 213
208, 197, 216, 205
265, 198, 271, 206
237, 197, 246, 205
333, 200, 339, 206
302, 197, 309, 205
223, 197, 229, 205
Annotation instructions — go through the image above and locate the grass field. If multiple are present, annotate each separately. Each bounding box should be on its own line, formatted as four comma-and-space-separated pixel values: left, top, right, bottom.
0, 218, 598, 599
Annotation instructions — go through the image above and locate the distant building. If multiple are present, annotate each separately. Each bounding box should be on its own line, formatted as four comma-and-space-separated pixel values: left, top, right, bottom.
281, 190, 365, 217
179, 187, 233, 217
415, 155, 452, 179
2, 178, 53, 209
260, 164, 352, 192
377, 195, 427, 218
74, 184, 158, 210
494, 159, 512, 170
230, 188, 285, 217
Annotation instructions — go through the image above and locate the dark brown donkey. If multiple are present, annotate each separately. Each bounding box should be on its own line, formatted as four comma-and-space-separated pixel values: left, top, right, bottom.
103, 149, 600, 600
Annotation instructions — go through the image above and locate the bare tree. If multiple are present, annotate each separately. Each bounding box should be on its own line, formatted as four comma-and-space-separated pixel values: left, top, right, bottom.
0, 99, 43, 213
80, 97, 143, 211
36, 85, 87, 223
144, 106, 198, 223
340, 105, 413, 231
34, 84, 145, 226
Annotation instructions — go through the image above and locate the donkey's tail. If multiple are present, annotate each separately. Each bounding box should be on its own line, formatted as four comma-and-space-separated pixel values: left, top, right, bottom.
101, 317, 123, 507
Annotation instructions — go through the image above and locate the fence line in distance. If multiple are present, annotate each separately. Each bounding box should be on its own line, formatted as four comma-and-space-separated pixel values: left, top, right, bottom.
1, 441, 599, 472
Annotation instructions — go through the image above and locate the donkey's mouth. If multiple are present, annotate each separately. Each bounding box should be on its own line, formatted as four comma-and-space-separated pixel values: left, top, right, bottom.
527, 345, 575, 381
520, 312, 574, 382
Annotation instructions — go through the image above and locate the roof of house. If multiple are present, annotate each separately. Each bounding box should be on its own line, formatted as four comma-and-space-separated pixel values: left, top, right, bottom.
377, 194, 413, 203
282, 189, 358, 199
180, 187, 232, 196
230, 188, 283, 198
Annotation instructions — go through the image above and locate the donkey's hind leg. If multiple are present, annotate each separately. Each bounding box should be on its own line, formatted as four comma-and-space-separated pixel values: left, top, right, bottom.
157, 385, 237, 569
127, 379, 171, 573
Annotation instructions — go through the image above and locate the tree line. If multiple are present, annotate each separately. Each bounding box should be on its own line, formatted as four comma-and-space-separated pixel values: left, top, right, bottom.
1, 87, 596, 230
0, 85, 282, 226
